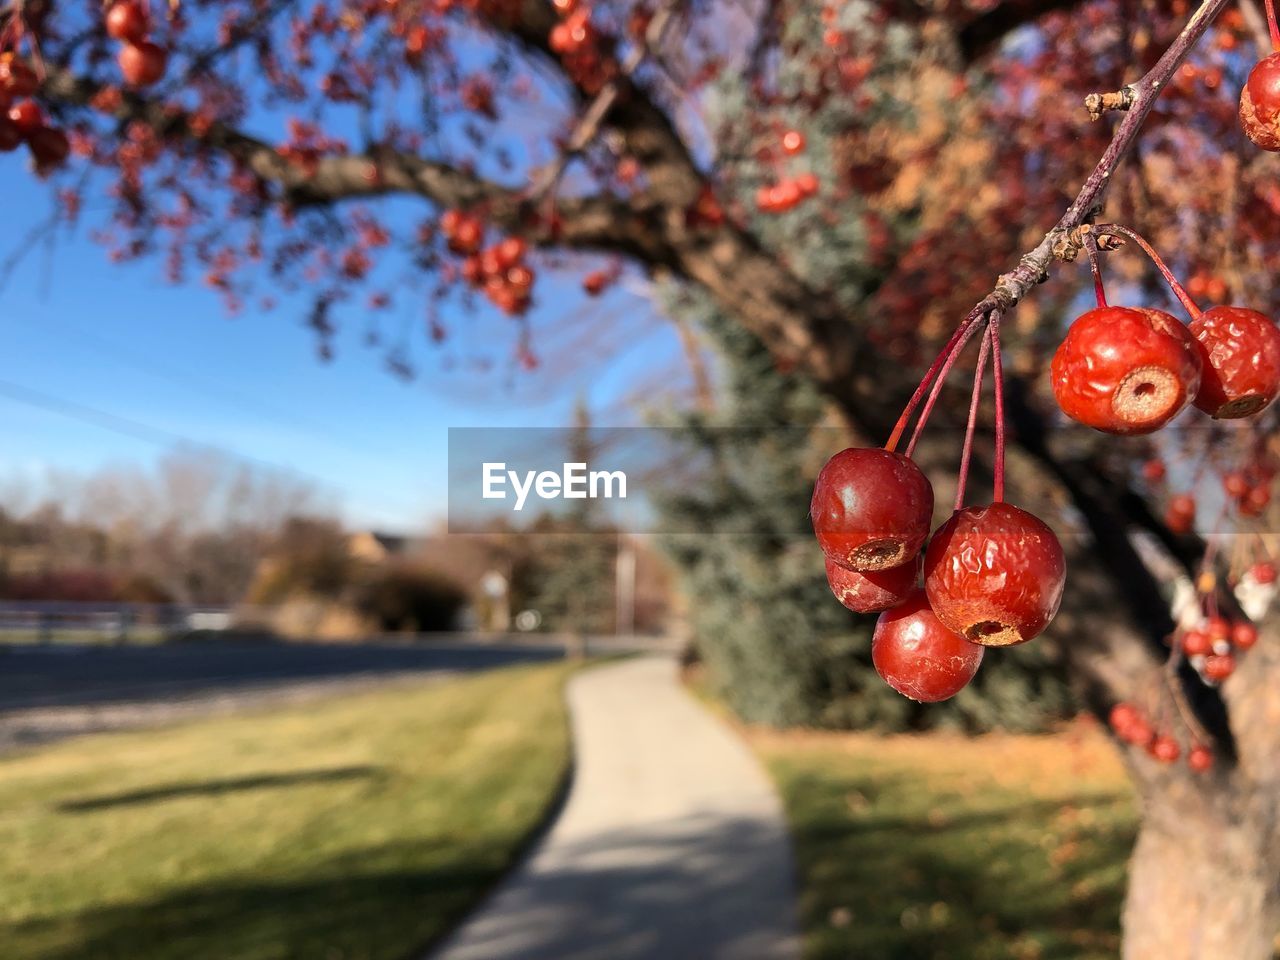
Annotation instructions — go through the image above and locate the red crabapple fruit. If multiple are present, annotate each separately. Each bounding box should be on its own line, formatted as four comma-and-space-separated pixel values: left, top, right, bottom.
824, 556, 917, 614
1190, 306, 1280, 419
871, 589, 983, 702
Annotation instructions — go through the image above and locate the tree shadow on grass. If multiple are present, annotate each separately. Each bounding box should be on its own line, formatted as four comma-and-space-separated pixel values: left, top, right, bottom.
55, 765, 386, 813
781, 768, 1137, 960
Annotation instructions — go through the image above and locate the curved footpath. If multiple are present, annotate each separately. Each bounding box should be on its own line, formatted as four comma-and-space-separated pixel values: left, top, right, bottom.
429, 655, 801, 960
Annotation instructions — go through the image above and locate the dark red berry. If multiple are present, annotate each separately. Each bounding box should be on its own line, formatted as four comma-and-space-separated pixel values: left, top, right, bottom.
1190, 306, 1280, 419
118, 41, 168, 87
1240, 52, 1280, 151
0, 55, 38, 98
8, 99, 43, 138
811, 447, 933, 572
825, 556, 917, 614
1051, 306, 1202, 435
105, 1, 149, 43
27, 126, 69, 169
923, 501, 1066, 646
871, 589, 983, 702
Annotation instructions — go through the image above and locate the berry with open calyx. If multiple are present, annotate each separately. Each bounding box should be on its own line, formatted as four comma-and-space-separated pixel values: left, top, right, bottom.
1240, 52, 1280, 151
923, 501, 1066, 646
825, 556, 917, 614
811, 447, 933, 572
1051, 306, 1202, 435
1189, 306, 1280, 419
871, 588, 983, 702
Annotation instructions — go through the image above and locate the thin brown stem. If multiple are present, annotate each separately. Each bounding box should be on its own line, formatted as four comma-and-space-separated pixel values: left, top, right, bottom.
1095, 224, 1203, 319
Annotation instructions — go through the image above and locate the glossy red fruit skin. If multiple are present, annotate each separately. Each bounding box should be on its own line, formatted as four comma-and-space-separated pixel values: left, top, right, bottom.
1189, 307, 1280, 418
811, 448, 933, 572
7, 99, 42, 138
106, 1, 149, 43
118, 41, 167, 87
871, 589, 983, 703
1188, 745, 1214, 773
825, 556, 917, 614
1240, 52, 1280, 151
923, 502, 1066, 646
1051, 306, 1202, 435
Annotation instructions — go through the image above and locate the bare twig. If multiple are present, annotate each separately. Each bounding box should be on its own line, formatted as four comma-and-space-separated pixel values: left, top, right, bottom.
973, 0, 1231, 319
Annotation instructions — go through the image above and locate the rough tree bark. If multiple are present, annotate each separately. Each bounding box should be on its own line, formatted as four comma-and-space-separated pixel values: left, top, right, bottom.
32, 0, 1279, 953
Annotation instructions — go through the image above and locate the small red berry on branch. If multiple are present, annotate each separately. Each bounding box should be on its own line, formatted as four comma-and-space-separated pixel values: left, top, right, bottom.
1051, 306, 1202, 435
870, 589, 983, 702
105, 2, 149, 44
1189, 306, 1280, 419
118, 41, 168, 88
1240, 52, 1280, 151
811, 447, 933, 572
923, 501, 1066, 646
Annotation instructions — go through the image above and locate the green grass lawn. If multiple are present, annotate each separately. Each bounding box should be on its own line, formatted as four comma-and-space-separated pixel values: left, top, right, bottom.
752, 725, 1138, 960
0, 661, 580, 960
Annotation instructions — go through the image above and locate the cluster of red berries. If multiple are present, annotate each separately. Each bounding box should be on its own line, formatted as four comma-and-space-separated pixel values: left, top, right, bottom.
0, 55, 69, 173
813, 447, 1065, 702
548, 0, 614, 95
442, 211, 536, 316
1108, 703, 1214, 773
755, 129, 820, 214
1052, 295, 1280, 436
1177, 613, 1256, 684
105, 2, 168, 88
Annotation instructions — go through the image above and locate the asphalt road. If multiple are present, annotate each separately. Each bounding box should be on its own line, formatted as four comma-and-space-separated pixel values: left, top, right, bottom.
0, 639, 569, 713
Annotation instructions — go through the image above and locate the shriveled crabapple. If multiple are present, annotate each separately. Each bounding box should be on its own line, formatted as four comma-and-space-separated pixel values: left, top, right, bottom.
825, 556, 917, 614
870, 588, 983, 703
1189, 306, 1280, 419
1051, 306, 1202, 435
1240, 52, 1280, 151
811, 448, 933, 572
923, 501, 1066, 646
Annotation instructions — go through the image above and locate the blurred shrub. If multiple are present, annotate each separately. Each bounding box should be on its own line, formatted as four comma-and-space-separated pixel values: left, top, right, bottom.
355, 566, 468, 633
246, 516, 354, 604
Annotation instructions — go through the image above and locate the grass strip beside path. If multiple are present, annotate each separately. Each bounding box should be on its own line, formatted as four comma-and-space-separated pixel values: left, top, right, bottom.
0, 660, 579, 960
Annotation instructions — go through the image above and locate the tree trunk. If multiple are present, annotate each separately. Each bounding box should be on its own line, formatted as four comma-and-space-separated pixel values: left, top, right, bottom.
1122, 775, 1280, 959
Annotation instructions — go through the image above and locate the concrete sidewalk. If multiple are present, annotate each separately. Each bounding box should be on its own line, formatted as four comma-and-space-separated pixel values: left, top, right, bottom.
429, 656, 800, 960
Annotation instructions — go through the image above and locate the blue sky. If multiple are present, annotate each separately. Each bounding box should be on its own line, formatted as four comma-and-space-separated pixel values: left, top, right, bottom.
0, 151, 687, 532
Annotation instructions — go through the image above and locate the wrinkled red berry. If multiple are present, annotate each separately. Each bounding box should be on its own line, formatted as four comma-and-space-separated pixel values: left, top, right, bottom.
1189, 306, 1280, 419
871, 589, 983, 702
923, 501, 1066, 646
811, 447, 933, 572
1051, 306, 1202, 435
825, 556, 917, 614
1240, 52, 1280, 151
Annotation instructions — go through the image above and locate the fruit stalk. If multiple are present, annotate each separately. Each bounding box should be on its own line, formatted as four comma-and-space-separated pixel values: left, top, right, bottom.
990, 312, 1006, 504
1094, 224, 1202, 319
905, 313, 987, 458
884, 305, 985, 453
1267, 0, 1280, 50
954, 323, 993, 511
